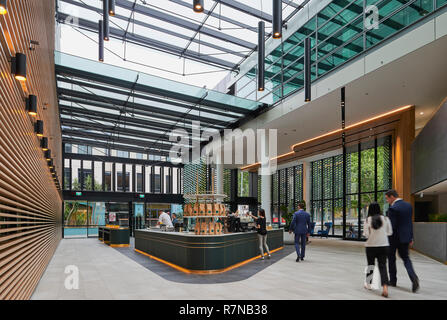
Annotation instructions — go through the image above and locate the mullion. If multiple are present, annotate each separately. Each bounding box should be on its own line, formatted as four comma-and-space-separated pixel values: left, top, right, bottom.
357, 143, 361, 240
374, 138, 378, 202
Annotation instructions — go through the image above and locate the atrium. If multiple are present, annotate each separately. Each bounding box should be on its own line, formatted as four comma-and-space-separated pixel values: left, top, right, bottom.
0, 0, 446, 302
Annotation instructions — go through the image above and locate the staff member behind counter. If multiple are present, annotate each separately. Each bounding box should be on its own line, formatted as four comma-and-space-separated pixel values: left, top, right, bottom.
158, 211, 173, 228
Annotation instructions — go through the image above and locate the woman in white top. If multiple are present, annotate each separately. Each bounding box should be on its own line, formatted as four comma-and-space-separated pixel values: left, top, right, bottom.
363, 202, 393, 298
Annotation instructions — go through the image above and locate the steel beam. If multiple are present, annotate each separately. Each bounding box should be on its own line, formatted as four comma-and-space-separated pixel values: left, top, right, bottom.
57, 12, 237, 70
55, 60, 261, 113
62, 129, 175, 153
59, 104, 216, 135
58, 88, 231, 127
115, 0, 256, 49
60, 0, 247, 58
169, 0, 257, 32
56, 76, 247, 117
62, 137, 170, 157
213, 0, 272, 22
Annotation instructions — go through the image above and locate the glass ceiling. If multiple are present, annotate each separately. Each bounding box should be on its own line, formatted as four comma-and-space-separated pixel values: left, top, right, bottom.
56, 0, 311, 88
55, 51, 262, 157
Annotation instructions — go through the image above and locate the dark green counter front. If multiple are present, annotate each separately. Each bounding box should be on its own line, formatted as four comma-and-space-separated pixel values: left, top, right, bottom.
98, 226, 130, 247
134, 229, 284, 273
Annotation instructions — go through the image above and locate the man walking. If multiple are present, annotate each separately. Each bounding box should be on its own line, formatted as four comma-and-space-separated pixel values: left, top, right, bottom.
289, 203, 312, 262
385, 189, 419, 292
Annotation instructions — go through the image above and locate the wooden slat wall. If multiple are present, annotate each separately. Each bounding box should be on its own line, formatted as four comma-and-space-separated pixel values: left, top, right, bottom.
0, 0, 62, 300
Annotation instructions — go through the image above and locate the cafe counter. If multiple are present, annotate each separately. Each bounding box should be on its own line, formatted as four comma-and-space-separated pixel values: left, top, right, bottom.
134, 228, 284, 273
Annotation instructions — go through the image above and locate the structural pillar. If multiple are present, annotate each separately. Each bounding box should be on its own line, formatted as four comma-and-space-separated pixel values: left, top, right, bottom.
261, 171, 272, 224
216, 163, 224, 195
303, 161, 312, 211
394, 107, 415, 210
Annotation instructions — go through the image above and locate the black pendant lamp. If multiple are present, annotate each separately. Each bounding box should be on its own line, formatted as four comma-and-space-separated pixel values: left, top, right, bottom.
99, 20, 104, 62
103, 0, 109, 41
258, 21, 265, 92
12, 53, 26, 81
41, 137, 48, 151
108, 0, 115, 16
304, 37, 311, 102
272, 0, 282, 39
35, 120, 43, 137
48, 159, 54, 169
26, 95, 37, 116
0, 0, 7, 15
193, 0, 204, 13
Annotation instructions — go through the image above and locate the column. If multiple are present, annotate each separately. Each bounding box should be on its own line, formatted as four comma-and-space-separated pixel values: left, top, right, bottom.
261, 171, 272, 223
303, 161, 312, 210
216, 163, 224, 195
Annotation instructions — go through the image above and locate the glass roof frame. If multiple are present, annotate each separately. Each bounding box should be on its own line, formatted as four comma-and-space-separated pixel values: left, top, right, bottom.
56, 0, 311, 73
55, 51, 266, 157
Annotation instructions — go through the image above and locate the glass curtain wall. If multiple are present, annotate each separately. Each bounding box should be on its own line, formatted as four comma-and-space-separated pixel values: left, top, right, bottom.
63, 157, 183, 194
311, 136, 392, 239
272, 165, 304, 226
63, 201, 106, 238
235, 0, 443, 103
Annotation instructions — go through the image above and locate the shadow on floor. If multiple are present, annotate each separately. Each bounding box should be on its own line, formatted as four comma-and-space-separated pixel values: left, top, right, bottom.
113, 238, 295, 284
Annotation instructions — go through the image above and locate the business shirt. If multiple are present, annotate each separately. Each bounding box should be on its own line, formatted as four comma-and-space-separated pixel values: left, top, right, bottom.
158, 212, 173, 228
363, 216, 393, 247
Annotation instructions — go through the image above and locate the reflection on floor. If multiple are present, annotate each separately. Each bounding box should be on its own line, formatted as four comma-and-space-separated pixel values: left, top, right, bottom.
32, 237, 447, 300
114, 238, 294, 284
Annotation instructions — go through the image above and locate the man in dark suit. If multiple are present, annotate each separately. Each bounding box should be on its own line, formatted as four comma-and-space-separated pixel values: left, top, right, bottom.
289, 203, 312, 262
385, 189, 419, 292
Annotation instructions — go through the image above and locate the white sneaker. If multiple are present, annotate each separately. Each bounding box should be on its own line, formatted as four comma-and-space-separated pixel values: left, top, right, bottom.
261, 256, 265, 260
364, 283, 372, 290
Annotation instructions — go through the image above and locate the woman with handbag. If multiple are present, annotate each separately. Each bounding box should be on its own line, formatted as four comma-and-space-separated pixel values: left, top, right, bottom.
363, 202, 393, 298
249, 209, 271, 260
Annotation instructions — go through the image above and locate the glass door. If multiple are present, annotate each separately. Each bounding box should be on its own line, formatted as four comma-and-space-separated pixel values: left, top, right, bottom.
63, 201, 88, 238
87, 202, 106, 237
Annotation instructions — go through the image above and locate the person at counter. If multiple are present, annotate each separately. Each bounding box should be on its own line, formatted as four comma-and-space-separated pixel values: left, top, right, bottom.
171, 213, 179, 225
158, 211, 173, 228
248, 209, 271, 260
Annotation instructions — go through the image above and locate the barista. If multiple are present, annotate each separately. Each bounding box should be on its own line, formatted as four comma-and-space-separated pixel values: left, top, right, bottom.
158, 211, 173, 228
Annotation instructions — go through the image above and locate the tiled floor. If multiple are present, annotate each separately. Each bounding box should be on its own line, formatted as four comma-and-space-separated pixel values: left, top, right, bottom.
113, 237, 296, 284
31, 237, 447, 300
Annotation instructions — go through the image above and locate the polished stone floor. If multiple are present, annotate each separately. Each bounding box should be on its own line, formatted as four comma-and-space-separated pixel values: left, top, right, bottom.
32, 237, 447, 300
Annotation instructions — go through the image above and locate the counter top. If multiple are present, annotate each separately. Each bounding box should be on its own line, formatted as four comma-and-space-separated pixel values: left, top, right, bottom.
137, 228, 281, 237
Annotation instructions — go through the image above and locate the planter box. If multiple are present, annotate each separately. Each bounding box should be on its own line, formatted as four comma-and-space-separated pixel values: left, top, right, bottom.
413, 222, 447, 264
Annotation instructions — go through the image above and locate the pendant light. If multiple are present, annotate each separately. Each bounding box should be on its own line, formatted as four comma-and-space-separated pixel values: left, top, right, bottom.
304, 37, 311, 102
108, 0, 115, 16
99, 20, 104, 62
193, 0, 204, 13
48, 159, 54, 169
0, 0, 7, 15
12, 53, 26, 81
103, 0, 109, 41
272, 0, 282, 39
35, 120, 43, 137
258, 21, 265, 92
26, 95, 37, 116
41, 137, 48, 151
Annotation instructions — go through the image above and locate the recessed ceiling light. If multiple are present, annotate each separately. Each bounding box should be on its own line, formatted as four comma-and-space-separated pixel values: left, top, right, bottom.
419, 112, 424, 115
